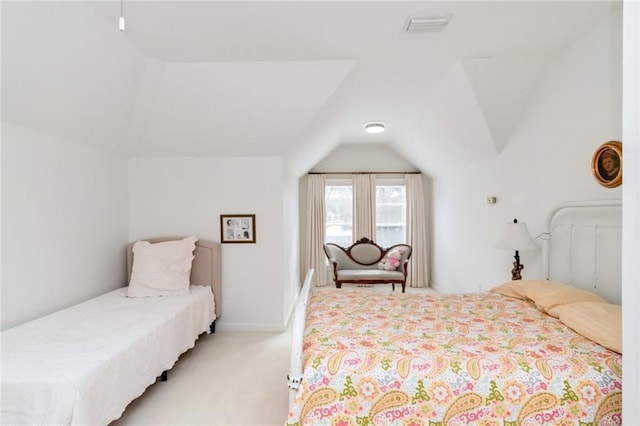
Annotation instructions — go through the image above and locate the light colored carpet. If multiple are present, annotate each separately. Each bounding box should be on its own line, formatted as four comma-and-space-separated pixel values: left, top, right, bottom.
110, 285, 436, 426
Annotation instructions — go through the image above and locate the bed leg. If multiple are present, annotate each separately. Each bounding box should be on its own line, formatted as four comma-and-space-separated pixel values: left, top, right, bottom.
209, 320, 216, 334
160, 370, 168, 382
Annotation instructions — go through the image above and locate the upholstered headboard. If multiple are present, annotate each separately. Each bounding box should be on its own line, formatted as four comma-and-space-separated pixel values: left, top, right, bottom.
126, 237, 222, 319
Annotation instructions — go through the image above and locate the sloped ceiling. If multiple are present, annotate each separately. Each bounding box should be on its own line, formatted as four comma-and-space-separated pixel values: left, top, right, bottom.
462, 57, 548, 152
127, 60, 355, 157
1, 1, 615, 176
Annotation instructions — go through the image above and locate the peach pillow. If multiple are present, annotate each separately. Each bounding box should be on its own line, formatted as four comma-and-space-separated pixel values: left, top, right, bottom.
554, 302, 621, 353
522, 280, 607, 318
490, 280, 531, 300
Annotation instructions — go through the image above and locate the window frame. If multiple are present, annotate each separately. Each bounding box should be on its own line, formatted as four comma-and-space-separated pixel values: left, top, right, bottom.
324, 176, 407, 246
375, 178, 407, 247
324, 179, 354, 247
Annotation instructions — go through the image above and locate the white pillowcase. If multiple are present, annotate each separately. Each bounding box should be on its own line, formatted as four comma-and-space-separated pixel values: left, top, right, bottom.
127, 236, 198, 298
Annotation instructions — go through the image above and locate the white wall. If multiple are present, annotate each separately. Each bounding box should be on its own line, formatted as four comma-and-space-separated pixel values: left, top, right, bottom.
431, 9, 622, 293
622, 0, 640, 422
310, 144, 420, 173
128, 156, 286, 331
1, 122, 128, 330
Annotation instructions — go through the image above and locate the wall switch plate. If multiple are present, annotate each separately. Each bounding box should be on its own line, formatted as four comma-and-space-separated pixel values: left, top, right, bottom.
486, 196, 497, 204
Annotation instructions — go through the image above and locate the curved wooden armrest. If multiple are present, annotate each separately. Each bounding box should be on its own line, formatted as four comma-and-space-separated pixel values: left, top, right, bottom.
402, 259, 410, 276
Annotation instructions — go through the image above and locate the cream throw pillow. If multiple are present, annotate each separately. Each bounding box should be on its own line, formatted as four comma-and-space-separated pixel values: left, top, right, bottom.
554, 302, 622, 353
127, 236, 198, 297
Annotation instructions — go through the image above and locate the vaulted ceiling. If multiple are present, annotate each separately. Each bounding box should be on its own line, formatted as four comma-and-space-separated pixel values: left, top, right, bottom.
1, 1, 616, 176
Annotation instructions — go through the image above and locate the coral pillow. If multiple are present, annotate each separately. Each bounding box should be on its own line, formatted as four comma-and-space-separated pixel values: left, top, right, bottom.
554, 302, 621, 353
127, 236, 198, 297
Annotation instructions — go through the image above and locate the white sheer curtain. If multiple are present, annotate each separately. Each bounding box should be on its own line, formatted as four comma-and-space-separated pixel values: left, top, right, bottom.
352, 174, 376, 242
304, 174, 328, 287
405, 173, 429, 288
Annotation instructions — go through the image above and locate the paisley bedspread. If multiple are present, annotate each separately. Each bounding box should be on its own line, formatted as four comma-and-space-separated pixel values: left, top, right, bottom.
286, 288, 622, 425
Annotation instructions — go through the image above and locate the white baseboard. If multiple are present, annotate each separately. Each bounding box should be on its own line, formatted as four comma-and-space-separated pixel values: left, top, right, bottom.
216, 322, 287, 333
429, 282, 444, 293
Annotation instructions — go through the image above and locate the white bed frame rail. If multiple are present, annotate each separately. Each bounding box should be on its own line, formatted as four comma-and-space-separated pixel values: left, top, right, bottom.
287, 268, 315, 410
540, 199, 622, 303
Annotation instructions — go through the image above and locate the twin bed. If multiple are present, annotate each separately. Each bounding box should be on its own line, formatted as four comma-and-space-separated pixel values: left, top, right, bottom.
286, 200, 623, 425
1, 237, 221, 425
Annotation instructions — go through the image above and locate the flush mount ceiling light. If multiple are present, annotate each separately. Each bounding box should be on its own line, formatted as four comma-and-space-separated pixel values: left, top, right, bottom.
364, 121, 386, 134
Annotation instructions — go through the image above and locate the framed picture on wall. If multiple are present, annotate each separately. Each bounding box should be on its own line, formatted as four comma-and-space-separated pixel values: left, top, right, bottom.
220, 214, 256, 243
591, 141, 622, 188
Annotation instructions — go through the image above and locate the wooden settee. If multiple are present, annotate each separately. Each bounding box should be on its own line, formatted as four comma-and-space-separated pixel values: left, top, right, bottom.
323, 238, 412, 292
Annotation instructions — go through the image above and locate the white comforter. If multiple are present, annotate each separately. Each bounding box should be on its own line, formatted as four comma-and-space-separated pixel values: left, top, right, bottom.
1, 285, 215, 425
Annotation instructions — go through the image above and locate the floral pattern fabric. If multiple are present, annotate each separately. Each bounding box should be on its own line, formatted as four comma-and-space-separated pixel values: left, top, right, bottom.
286, 289, 622, 426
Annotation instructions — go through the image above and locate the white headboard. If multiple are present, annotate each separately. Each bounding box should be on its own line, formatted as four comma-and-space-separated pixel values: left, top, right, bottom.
541, 199, 622, 304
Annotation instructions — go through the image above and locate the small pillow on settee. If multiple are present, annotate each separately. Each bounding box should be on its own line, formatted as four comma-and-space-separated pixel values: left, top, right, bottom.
378, 247, 406, 271
127, 236, 198, 297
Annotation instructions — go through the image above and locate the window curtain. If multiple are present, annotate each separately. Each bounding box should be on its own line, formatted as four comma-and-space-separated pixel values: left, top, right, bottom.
405, 173, 429, 288
304, 174, 328, 287
352, 174, 376, 242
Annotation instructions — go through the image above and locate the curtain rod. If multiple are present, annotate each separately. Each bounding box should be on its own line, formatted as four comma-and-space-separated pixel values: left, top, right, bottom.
308, 171, 421, 175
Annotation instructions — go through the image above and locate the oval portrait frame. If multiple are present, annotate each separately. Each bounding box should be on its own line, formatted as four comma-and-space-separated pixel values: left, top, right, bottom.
591, 141, 622, 188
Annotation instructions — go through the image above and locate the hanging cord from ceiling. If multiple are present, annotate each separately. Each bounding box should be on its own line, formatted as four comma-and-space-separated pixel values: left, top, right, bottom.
119, 0, 125, 31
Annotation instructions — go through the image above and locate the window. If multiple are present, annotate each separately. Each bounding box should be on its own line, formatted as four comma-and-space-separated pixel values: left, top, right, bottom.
324, 179, 406, 247
325, 183, 352, 246
376, 184, 406, 247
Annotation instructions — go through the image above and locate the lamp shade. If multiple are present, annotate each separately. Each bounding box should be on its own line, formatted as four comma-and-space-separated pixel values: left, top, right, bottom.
495, 219, 537, 251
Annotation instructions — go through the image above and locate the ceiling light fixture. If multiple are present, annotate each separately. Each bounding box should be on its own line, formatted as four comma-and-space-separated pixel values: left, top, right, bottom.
118, 0, 125, 31
364, 121, 386, 134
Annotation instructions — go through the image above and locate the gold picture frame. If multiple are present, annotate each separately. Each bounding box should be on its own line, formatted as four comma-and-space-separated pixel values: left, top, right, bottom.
220, 214, 256, 243
591, 141, 622, 188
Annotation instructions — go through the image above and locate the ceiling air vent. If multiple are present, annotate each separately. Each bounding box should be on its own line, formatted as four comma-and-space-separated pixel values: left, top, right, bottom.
405, 15, 451, 33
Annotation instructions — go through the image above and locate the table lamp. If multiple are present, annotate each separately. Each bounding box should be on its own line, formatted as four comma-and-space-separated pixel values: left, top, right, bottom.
495, 218, 537, 280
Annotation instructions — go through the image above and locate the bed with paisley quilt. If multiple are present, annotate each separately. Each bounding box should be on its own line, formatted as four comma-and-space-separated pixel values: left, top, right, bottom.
285, 284, 621, 425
